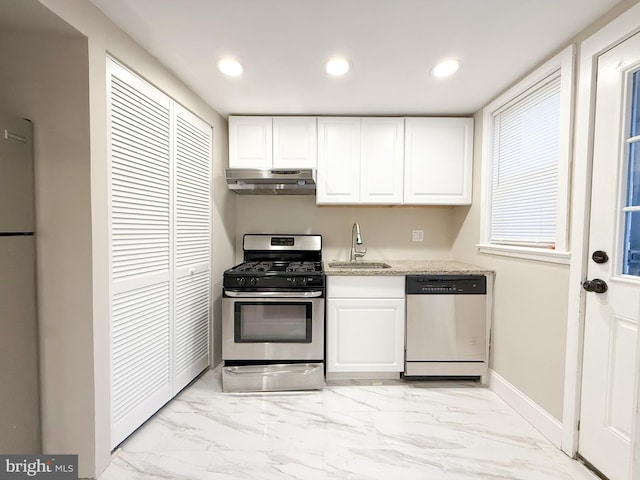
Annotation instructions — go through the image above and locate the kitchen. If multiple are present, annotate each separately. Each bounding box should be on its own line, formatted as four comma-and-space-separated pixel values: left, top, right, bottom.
1, 0, 639, 479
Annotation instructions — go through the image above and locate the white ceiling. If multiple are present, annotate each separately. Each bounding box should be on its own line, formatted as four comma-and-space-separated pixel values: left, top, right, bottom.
87, 0, 620, 118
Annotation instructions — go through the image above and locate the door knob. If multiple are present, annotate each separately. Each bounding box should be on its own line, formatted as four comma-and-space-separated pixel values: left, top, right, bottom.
591, 250, 609, 264
582, 278, 608, 294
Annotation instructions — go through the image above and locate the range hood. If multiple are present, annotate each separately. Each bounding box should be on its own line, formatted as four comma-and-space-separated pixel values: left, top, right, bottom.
225, 168, 316, 195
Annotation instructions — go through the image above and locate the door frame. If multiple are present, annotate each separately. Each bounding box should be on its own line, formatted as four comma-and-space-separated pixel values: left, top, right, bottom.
563, 3, 640, 478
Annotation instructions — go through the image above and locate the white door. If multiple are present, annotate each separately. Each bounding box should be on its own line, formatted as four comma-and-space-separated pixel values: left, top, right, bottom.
579, 31, 640, 480
108, 61, 213, 448
172, 105, 211, 394
108, 62, 172, 448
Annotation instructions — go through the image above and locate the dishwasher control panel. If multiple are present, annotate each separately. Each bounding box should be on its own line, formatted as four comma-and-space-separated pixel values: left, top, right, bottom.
405, 275, 486, 295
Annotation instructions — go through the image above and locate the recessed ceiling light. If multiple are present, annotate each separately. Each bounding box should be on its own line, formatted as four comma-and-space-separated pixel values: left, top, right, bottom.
217, 58, 243, 77
326, 57, 351, 76
431, 59, 461, 78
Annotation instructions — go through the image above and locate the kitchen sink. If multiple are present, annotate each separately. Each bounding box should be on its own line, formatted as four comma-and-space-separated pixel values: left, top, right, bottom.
328, 261, 392, 269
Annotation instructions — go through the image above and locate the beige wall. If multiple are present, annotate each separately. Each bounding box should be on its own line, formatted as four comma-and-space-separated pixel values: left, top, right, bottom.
30, 0, 236, 477
450, 112, 570, 418
212, 135, 235, 367
0, 22, 94, 468
236, 196, 454, 263
449, 0, 640, 421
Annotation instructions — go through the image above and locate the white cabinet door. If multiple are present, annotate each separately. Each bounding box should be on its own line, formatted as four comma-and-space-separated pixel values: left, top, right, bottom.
404, 117, 473, 205
360, 118, 404, 204
273, 117, 317, 169
228, 116, 272, 168
327, 276, 405, 374
327, 298, 405, 373
317, 117, 361, 204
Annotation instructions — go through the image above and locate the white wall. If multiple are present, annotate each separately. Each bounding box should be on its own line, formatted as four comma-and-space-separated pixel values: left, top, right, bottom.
31, 0, 236, 477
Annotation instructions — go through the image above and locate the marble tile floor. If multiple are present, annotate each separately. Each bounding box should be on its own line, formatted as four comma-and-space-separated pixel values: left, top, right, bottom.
99, 367, 597, 480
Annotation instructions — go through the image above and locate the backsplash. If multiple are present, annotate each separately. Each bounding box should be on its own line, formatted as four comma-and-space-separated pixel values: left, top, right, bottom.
235, 195, 456, 262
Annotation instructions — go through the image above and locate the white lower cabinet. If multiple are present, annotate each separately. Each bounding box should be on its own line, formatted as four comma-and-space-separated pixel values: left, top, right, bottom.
326, 276, 405, 375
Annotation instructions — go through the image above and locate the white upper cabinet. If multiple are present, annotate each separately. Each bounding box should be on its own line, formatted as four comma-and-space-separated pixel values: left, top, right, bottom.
404, 117, 473, 205
317, 117, 361, 204
230, 115, 473, 205
360, 118, 405, 204
228, 116, 272, 168
272, 117, 317, 168
317, 117, 404, 205
228, 116, 317, 169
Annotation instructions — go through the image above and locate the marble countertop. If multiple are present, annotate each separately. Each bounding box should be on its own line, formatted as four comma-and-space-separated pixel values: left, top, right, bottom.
323, 259, 493, 276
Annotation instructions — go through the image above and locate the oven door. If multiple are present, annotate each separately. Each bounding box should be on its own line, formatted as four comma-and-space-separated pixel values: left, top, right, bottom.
222, 291, 324, 361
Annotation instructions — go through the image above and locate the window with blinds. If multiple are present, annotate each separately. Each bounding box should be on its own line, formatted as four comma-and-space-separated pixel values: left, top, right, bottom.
489, 74, 561, 248
480, 46, 574, 261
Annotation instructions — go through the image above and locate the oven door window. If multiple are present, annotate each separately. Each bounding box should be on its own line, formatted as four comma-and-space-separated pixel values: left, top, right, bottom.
234, 302, 312, 343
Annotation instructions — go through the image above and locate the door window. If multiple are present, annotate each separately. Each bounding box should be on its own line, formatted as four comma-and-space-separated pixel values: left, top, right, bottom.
623, 69, 640, 276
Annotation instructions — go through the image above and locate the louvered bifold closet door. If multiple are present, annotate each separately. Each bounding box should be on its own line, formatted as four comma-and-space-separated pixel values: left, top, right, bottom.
108, 62, 172, 448
173, 105, 212, 393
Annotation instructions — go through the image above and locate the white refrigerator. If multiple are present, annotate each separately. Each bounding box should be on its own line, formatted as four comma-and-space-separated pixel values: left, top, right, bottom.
0, 115, 40, 453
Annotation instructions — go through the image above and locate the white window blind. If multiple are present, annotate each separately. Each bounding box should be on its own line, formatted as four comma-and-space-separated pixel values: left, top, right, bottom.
489, 73, 561, 248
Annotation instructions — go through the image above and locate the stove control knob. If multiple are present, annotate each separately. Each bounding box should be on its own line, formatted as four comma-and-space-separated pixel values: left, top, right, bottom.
248, 277, 257, 287
299, 277, 307, 287
235, 277, 245, 287
290, 277, 297, 286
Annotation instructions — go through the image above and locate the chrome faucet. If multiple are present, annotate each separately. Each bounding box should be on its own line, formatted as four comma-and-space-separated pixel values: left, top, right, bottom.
350, 222, 367, 262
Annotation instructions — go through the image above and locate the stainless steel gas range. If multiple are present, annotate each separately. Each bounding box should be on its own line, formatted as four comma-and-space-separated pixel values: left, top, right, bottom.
221, 234, 325, 393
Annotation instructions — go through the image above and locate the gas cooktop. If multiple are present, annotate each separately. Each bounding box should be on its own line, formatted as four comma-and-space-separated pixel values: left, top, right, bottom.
223, 234, 324, 291
227, 261, 322, 274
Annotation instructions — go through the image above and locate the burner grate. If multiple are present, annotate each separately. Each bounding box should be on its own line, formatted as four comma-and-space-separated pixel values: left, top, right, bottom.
235, 261, 273, 273
285, 262, 319, 273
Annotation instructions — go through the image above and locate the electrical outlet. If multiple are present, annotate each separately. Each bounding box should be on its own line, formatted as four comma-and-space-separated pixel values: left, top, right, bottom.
412, 230, 424, 242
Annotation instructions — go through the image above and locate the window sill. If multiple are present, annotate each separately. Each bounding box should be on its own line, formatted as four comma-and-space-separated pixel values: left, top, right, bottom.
476, 244, 571, 265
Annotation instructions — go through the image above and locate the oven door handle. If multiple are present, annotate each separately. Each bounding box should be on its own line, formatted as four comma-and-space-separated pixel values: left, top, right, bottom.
224, 290, 324, 298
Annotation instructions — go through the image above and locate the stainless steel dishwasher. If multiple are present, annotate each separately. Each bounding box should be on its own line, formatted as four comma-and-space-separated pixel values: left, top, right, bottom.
404, 275, 487, 377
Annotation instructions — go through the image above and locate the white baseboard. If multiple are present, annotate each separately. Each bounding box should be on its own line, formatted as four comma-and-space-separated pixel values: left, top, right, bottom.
489, 369, 563, 448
